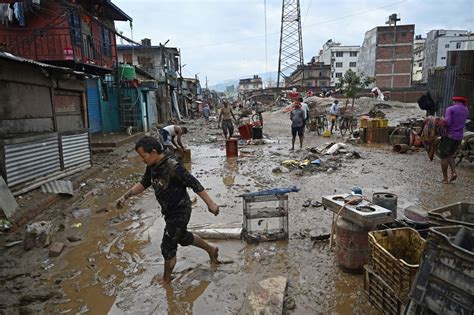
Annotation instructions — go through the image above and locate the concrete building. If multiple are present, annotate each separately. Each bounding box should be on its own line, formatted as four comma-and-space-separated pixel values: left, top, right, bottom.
117, 39, 180, 83
422, 30, 473, 82
412, 35, 426, 83
358, 23, 415, 88
239, 75, 263, 99
316, 39, 360, 86
285, 63, 331, 92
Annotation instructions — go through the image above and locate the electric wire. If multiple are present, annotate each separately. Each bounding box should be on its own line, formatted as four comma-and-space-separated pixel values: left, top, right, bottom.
181, 0, 407, 50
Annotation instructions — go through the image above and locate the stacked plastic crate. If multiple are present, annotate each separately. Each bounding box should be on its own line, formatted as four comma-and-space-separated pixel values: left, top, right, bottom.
364, 228, 426, 314
406, 202, 474, 314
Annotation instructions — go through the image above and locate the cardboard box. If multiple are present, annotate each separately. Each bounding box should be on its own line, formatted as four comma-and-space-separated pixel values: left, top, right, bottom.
175, 149, 191, 162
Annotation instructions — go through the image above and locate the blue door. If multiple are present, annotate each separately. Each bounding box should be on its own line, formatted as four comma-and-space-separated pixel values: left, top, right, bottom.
87, 79, 102, 133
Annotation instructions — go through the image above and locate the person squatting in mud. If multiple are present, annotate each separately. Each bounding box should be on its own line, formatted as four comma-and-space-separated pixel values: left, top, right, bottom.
116, 136, 220, 284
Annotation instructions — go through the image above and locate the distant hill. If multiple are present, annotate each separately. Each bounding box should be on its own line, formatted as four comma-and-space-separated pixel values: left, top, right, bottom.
210, 72, 278, 92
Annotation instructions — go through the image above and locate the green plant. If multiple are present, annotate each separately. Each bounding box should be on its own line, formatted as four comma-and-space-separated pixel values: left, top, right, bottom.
336, 69, 375, 109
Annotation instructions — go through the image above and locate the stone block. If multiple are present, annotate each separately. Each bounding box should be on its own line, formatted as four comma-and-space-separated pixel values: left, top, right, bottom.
48, 242, 65, 257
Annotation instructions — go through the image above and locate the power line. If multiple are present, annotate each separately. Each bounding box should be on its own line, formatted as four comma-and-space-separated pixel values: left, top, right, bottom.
180, 0, 407, 50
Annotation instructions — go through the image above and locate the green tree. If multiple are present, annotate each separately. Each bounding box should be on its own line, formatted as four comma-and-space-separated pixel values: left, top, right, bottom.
335, 69, 375, 110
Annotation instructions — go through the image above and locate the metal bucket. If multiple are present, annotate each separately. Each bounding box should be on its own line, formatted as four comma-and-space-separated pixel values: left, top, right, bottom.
225, 139, 238, 158
373, 192, 398, 218
335, 217, 372, 273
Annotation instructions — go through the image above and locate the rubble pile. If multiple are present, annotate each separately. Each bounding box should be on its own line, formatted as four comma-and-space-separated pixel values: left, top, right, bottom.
272, 142, 362, 175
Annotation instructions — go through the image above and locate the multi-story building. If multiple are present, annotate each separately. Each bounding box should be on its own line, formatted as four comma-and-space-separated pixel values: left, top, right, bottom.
0, 0, 131, 74
239, 75, 263, 99
316, 39, 360, 86
358, 19, 415, 88
412, 35, 426, 83
422, 29, 473, 82
117, 38, 180, 83
285, 62, 331, 92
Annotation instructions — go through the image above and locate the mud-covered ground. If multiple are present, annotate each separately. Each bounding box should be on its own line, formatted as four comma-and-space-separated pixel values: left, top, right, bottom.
1, 101, 473, 314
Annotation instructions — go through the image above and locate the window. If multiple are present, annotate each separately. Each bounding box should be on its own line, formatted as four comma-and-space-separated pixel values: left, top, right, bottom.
335, 51, 343, 57
319, 72, 322, 77
418, 62, 422, 67
253, 84, 259, 88
101, 27, 112, 57
456, 42, 462, 49
441, 57, 446, 60
350, 51, 358, 57
68, 12, 82, 46
445, 44, 450, 48
335, 62, 343, 68
349, 62, 357, 67
335, 72, 342, 78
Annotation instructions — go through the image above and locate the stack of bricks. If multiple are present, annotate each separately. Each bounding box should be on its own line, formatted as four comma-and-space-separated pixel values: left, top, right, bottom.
359, 118, 389, 144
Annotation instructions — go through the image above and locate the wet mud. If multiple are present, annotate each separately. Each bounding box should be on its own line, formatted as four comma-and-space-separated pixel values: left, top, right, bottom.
1, 103, 473, 314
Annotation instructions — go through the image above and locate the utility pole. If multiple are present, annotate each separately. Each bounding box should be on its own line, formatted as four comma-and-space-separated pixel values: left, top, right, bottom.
277, 0, 304, 88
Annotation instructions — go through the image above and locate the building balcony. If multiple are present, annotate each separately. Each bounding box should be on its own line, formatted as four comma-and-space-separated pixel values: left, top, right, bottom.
0, 27, 115, 70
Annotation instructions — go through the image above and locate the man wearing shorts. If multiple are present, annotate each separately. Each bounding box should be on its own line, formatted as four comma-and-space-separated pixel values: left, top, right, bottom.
290, 101, 305, 150
439, 96, 469, 184
218, 101, 237, 140
116, 136, 220, 285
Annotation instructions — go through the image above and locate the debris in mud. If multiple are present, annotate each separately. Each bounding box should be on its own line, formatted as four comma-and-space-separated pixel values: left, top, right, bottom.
0, 219, 13, 231
243, 276, 287, 314
23, 221, 53, 250
272, 165, 290, 173
40, 180, 74, 196
48, 242, 65, 257
66, 236, 82, 243
71, 208, 91, 219
284, 296, 297, 310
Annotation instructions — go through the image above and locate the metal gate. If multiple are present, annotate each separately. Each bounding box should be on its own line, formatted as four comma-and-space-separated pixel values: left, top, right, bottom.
87, 79, 102, 133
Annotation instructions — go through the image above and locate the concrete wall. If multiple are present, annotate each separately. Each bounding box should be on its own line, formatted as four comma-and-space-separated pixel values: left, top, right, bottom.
357, 28, 377, 78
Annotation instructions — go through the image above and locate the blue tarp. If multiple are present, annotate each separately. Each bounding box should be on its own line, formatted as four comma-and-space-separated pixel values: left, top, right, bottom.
239, 186, 300, 197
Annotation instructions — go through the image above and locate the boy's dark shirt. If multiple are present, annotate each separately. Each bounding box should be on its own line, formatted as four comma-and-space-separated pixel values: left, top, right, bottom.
140, 156, 204, 217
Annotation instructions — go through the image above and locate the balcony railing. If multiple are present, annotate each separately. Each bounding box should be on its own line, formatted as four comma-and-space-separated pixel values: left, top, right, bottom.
0, 27, 114, 69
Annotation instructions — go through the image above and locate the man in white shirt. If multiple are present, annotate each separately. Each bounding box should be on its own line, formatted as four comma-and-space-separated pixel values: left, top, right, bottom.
299, 97, 309, 128
329, 100, 340, 134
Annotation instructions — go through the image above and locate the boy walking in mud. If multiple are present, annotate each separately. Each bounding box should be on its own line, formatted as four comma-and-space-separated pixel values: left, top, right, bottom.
116, 136, 220, 285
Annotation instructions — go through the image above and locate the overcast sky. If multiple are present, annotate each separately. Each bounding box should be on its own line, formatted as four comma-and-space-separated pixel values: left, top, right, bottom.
114, 0, 474, 85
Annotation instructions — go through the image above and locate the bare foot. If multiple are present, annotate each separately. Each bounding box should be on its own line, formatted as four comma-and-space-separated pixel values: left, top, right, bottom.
450, 173, 458, 182
159, 276, 174, 286
209, 246, 220, 265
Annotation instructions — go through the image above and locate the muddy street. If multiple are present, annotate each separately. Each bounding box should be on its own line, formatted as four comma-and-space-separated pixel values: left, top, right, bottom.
1, 104, 474, 315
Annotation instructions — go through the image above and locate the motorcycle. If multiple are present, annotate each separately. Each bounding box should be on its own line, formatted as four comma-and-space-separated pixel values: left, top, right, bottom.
455, 131, 474, 165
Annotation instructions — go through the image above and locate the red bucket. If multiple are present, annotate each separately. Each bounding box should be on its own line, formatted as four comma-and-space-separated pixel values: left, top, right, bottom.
238, 124, 252, 140
226, 139, 238, 158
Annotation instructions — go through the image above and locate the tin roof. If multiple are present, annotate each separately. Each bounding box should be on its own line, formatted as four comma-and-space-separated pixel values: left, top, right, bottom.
0, 52, 87, 77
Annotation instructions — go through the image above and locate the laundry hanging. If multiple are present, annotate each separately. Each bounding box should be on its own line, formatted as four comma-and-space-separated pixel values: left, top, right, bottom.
13, 2, 25, 26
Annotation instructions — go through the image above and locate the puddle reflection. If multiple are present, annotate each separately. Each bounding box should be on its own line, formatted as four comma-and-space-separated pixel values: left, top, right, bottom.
166, 281, 210, 314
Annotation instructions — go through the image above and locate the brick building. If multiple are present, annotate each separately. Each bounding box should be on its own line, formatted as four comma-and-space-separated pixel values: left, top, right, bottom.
358, 24, 415, 88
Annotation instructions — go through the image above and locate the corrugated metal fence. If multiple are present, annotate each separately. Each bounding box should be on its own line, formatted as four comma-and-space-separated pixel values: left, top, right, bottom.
429, 51, 474, 117
428, 66, 457, 116
1, 131, 91, 191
